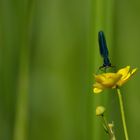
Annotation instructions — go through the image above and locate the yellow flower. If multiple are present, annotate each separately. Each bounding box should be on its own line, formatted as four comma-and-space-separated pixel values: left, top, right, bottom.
93, 73, 122, 93
93, 66, 137, 94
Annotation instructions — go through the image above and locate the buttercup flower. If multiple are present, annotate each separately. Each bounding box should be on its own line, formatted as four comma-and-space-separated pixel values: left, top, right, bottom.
93, 66, 137, 93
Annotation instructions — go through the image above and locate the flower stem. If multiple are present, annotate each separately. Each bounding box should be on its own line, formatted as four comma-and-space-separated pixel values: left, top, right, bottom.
117, 88, 129, 140
101, 115, 116, 140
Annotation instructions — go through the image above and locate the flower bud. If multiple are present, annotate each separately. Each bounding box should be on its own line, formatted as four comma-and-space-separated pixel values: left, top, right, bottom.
96, 106, 106, 116
108, 122, 114, 129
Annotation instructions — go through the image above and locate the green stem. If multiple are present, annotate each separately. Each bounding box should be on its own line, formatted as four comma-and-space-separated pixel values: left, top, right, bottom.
117, 88, 129, 140
102, 115, 112, 136
101, 115, 116, 140
109, 124, 116, 140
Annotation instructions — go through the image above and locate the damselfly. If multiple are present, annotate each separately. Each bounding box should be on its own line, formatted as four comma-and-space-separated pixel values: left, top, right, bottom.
98, 31, 112, 69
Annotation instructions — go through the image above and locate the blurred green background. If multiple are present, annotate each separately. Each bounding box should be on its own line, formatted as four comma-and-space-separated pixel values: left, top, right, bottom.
0, 0, 140, 140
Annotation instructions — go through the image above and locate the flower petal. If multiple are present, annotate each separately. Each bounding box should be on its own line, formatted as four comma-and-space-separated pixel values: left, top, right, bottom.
131, 68, 137, 75
94, 74, 106, 83
93, 82, 104, 88
93, 82, 104, 93
93, 88, 103, 93
117, 66, 130, 79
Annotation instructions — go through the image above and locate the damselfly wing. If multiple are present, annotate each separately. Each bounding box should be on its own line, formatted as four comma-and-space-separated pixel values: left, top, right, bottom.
98, 31, 111, 68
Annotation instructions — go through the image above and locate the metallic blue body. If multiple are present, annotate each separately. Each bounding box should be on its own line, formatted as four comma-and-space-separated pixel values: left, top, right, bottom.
98, 31, 111, 68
